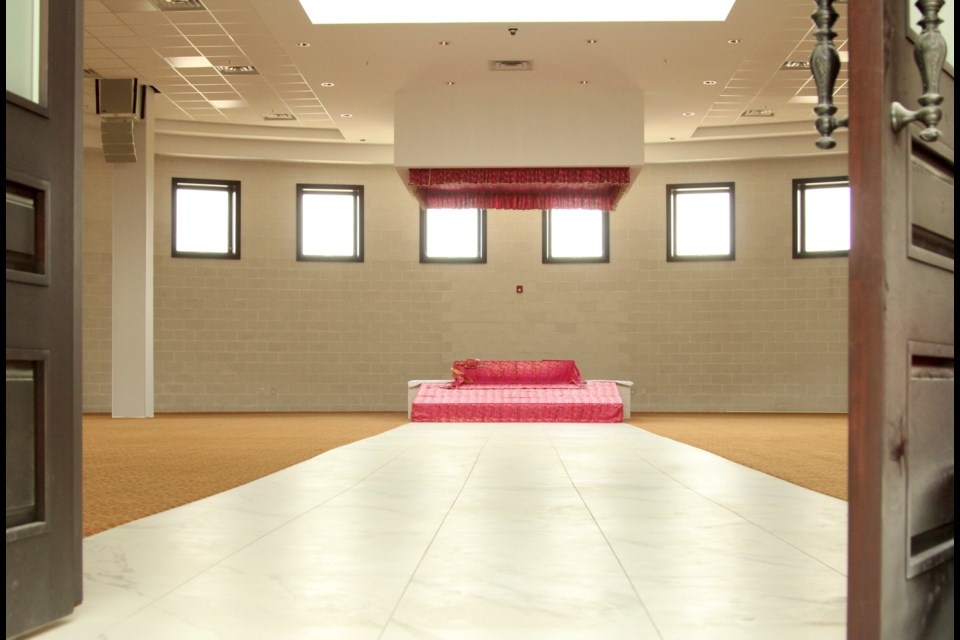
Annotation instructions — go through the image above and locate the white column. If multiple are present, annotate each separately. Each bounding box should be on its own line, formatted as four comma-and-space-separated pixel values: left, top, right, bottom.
111, 88, 155, 418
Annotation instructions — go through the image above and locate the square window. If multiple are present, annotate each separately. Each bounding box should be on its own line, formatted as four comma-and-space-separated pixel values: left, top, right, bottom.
793, 177, 850, 258
667, 183, 735, 262
420, 208, 486, 263
172, 178, 240, 259
543, 208, 609, 263
297, 184, 364, 262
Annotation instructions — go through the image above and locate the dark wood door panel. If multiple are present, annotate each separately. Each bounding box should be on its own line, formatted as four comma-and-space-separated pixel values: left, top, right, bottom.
5, 0, 83, 637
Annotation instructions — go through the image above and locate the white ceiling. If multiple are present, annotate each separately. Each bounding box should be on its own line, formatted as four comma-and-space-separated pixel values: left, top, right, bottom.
82, 0, 849, 162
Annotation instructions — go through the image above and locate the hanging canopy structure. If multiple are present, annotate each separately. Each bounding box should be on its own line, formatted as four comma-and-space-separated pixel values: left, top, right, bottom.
406, 167, 633, 211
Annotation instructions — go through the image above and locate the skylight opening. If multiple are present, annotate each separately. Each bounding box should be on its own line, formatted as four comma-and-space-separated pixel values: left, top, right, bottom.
299, 0, 734, 24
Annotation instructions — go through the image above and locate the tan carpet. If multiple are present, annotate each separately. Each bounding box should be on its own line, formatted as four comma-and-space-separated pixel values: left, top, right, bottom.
627, 412, 848, 501
82, 412, 408, 537
83, 411, 847, 537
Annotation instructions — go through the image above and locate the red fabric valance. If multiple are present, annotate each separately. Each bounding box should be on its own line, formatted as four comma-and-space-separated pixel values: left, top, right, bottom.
407, 167, 632, 211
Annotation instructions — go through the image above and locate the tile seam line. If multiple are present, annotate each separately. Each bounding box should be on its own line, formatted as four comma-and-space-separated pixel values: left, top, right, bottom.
377, 422, 496, 640
605, 427, 847, 578
86, 430, 434, 639
548, 424, 666, 640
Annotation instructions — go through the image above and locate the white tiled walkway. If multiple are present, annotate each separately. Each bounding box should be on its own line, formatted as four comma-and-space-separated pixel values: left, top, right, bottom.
30, 422, 847, 640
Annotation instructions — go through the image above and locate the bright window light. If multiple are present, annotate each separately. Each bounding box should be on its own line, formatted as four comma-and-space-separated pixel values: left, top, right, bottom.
794, 178, 850, 258
173, 179, 239, 258
422, 208, 484, 262
176, 189, 229, 252
298, 185, 363, 261
668, 184, 735, 260
299, 0, 734, 24
545, 209, 608, 262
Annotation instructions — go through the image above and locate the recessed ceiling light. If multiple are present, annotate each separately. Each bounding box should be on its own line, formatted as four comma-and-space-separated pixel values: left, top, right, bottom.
320, 82, 335, 87
215, 65, 258, 75
148, 0, 206, 11
742, 108, 775, 117
727, 38, 742, 44
340, 113, 353, 118
165, 56, 211, 68
702, 80, 717, 85
297, 42, 311, 47
682, 112, 695, 116
210, 99, 246, 109
445, 81, 456, 86
438, 41, 451, 46
490, 60, 533, 71
586, 39, 598, 44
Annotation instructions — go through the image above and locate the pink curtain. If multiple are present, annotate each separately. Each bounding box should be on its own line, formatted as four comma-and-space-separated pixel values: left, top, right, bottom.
407, 167, 631, 211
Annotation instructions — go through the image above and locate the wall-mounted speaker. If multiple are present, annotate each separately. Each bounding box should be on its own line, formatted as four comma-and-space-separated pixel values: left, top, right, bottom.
95, 78, 141, 119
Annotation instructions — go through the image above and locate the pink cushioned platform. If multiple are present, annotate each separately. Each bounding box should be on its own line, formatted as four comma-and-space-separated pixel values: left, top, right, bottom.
411, 382, 622, 422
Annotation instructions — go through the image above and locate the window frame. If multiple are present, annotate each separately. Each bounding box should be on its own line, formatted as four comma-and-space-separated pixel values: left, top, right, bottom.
171, 177, 241, 260
419, 207, 487, 264
666, 182, 736, 263
792, 176, 851, 259
542, 208, 610, 264
296, 183, 364, 263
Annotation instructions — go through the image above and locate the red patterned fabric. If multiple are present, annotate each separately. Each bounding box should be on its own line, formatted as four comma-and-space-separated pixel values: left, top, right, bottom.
449, 359, 583, 387
407, 167, 632, 211
411, 381, 623, 423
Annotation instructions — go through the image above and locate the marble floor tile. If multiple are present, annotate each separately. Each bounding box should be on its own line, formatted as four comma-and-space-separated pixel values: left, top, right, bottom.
27, 421, 847, 640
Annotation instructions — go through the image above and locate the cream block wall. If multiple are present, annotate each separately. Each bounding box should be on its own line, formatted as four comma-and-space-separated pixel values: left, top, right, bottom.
82, 149, 114, 412
81, 151, 849, 413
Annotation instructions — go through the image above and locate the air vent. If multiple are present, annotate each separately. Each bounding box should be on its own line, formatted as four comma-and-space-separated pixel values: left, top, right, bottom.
263, 113, 297, 121
781, 60, 811, 70
490, 60, 533, 71
148, 0, 206, 11
215, 65, 259, 75
742, 108, 775, 117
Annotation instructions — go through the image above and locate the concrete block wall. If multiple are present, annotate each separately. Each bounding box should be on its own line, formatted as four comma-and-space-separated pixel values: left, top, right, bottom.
81, 151, 849, 413
81, 148, 114, 411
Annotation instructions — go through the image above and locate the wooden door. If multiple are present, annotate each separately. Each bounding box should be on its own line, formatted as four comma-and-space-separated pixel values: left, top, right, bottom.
5, 0, 84, 637
847, 0, 954, 637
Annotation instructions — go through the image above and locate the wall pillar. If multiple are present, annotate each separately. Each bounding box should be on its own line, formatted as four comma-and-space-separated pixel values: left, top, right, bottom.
111, 87, 154, 417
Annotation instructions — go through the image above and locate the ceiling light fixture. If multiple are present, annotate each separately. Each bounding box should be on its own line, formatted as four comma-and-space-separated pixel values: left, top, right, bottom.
165, 56, 211, 68
682, 112, 695, 116
210, 99, 246, 109
727, 38, 742, 44
702, 80, 717, 85
438, 41, 451, 46
263, 113, 296, 121
320, 82, 335, 87
586, 39, 598, 44
297, 42, 311, 47
215, 65, 258, 75
148, 0, 206, 11
742, 108, 775, 117
340, 113, 353, 118
490, 60, 533, 71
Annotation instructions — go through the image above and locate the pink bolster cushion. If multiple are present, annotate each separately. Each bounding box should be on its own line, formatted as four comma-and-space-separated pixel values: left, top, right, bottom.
449, 359, 584, 387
